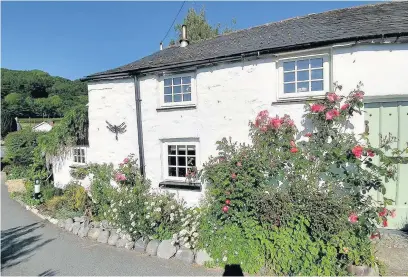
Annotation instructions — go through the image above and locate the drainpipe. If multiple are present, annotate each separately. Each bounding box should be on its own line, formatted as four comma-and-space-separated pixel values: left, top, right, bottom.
133, 75, 145, 178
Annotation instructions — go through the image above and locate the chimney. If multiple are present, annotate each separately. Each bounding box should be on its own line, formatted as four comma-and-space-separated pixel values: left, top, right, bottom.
179, 25, 189, 47
160, 42, 163, 50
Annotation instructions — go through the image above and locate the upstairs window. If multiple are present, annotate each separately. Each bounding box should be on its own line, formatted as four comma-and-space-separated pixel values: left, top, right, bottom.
278, 53, 330, 101
164, 76, 192, 103
73, 146, 87, 164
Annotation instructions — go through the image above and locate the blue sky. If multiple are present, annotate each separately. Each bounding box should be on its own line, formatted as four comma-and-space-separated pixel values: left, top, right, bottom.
2, 1, 379, 80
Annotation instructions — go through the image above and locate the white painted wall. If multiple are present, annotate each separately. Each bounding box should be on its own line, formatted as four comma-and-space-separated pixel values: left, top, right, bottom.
32, 122, 53, 132
55, 43, 408, 206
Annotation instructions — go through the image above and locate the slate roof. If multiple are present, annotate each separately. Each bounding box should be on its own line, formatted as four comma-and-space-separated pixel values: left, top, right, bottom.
86, 1, 408, 80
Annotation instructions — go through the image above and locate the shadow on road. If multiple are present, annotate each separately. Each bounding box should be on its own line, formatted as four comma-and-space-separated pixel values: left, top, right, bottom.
38, 269, 59, 276
1, 222, 55, 270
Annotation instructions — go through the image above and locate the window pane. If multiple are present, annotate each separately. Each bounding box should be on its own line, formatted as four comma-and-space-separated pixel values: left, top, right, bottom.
164, 78, 172, 86
297, 82, 309, 92
297, 59, 309, 70
173, 77, 181, 85
182, 76, 191, 84
283, 61, 295, 71
168, 156, 176, 166
74, 156, 78, 163
164, 95, 172, 103
164, 87, 172, 95
81, 157, 85, 164
173, 94, 182, 102
178, 156, 186, 166
284, 72, 295, 82
183, 93, 191, 101
81, 149, 85, 155
311, 81, 324, 91
168, 145, 176, 155
182, 85, 191, 93
169, 167, 177, 177
187, 157, 196, 166
187, 145, 195, 155
74, 148, 79, 155
284, 83, 295, 93
178, 167, 186, 177
177, 145, 186, 155
173, 86, 181, 94
311, 69, 323, 80
310, 58, 323, 68
297, 71, 309, 81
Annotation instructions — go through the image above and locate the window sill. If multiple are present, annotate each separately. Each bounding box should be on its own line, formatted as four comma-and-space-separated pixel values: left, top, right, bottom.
69, 164, 88, 169
156, 104, 196, 112
159, 180, 202, 191
273, 94, 325, 104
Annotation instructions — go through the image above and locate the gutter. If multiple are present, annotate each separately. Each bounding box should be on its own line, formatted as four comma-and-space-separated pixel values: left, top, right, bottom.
133, 75, 146, 178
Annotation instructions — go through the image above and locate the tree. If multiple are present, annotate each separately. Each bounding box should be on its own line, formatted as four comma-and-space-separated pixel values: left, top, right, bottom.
4, 93, 23, 105
169, 7, 236, 45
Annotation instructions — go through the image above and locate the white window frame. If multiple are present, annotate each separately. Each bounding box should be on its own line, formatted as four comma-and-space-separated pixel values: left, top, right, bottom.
277, 53, 330, 101
72, 146, 87, 165
161, 140, 200, 182
159, 72, 197, 108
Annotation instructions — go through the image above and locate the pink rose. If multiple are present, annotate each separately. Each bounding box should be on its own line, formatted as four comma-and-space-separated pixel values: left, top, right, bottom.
341, 103, 350, 111
326, 109, 340, 120
353, 91, 364, 100
311, 104, 326, 113
115, 173, 126, 182
352, 145, 364, 159
290, 140, 296, 147
327, 92, 340, 102
123, 158, 130, 164
305, 133, 312, 138
257, 110, 269, 117
270, 117, 282, 129
231, 173, 237, 180
290, 147, 298, 153
236, 162, 242, 167
391, 209, 397, 218
348, 212, 358, 223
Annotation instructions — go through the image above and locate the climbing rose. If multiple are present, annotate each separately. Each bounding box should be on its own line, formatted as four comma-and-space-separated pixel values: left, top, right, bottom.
348, 213, 358, 223
305, 133, 312, 137
311, 104, 326, 113
341, 103, 350, 111
286, 119, 295, 127
123, 158, 130, 164
378, 207, 388, 217
236, 162, 242, 167
382, 219, 388, 227
115, 173, 126, 182
326, 109, 340, 120
370, 233, 380, 240
222, 206, 229, 213
257, 110, 269, 117
327, 92, 340, 102
353, 91, 364, 100
260, 125, 268, 132
391, 209, 397, 218
290, 147, 298, 153
225, 199, 231, 205
352, 145, 364, 159
231, 173, 237, 180
270, 117, 282, 129
290, 140, 296, 147
367, 150, 375, 157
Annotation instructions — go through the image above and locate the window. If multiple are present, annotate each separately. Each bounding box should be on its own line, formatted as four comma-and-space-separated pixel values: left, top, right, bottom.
278, 54, 330, 100
167, 144, 196, 178
73, 147, 86, 164
164, 76, 192, 103
283, 58, 324, 93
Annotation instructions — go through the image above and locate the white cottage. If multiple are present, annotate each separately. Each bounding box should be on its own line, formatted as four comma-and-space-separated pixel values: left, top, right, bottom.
55, 2, 408, 227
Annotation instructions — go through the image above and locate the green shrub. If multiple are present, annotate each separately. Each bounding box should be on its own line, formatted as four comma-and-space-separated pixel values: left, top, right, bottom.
4, 130, 40, 166
45, 195, 66, 213
3, 165, 30, 179
63, 183, 88, 212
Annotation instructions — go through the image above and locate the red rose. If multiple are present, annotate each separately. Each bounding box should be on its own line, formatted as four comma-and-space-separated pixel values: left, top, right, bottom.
225, 199, 231, 205
311, 104, 326, 113
326, 109, 340, 120
270, 117, 282, 129
348, 212, 358, 223
222, 206, 229, 213
327, 92, 340, 102
353, 91, 364, 100
382, 219, 388, 227
370, 233, 380, 240
231, 173, 237, 180
378, 207, 387, 217
352, 145, 364, 159
305, 133, 312, 138
341, 103, 350, 111
290, 147, 298, 153
367, 150, 375, 157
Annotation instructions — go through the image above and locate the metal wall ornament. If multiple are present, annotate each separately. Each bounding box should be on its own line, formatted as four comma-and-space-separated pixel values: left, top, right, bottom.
106, 120, 127, 140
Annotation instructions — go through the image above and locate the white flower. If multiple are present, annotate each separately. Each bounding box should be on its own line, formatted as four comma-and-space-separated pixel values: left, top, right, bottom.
144, 202, 149, 205
172, 233, 178, 239
183, 237, 189, 242
130, 228, 133, 231
113, 208, 117, 213
184, 242, 191, 248
151, 222, 155, 227
193, 210, 198, 214
180, 229, 187, 235
117, 228, 121, 233
146, 215, 150, 219
131, 221, 136, 227
171, 240, 175, 245
155, 207, 161, 212
264, 191, 269, 194
223, 256, 227, 262
104, 212, 107, 216
193, 232, 199, 238
150, 202, 155, 206
170, 217, 174, 222
170, 205, 175, 210
170, 213, 175, 217
127, 200, 131, 204
111, 203, 115, 207
146, 206, 150, 210
159, 199, 162, 203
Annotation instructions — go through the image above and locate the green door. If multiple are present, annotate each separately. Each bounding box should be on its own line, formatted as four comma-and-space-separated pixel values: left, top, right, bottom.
365, 101, 408, 229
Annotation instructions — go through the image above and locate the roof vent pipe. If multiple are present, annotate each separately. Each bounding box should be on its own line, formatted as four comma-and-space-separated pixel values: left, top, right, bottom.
180, 25, 189, 47
160, 42, 163, 50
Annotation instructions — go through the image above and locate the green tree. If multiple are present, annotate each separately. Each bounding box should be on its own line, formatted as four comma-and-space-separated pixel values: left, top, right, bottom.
169, 7, 236, 45
4, 93, 23, 105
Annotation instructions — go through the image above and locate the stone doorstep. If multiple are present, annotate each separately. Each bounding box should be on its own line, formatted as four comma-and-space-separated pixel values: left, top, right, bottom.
13, 198, 214, 270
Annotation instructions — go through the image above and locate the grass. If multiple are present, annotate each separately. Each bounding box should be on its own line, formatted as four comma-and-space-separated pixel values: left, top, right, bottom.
19, 118, 62, 130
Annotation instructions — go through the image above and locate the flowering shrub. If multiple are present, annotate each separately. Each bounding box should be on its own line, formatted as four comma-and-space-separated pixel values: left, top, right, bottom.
171, 207, 201, 249
199, 84, 407, 274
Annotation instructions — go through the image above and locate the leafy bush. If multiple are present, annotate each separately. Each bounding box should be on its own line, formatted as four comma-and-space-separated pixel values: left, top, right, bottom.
3, 165, 30, 179
63, 183, 89, 212
171, 207, 201, 249
199, 85, 406, 274
45, 195, 66, 213
4, 130, 40, 166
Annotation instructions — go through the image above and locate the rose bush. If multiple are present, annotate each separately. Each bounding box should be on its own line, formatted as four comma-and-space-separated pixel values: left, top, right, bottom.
198, 84, 407, 274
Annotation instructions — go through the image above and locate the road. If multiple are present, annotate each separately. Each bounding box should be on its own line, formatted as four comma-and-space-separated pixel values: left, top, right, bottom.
1, 172, 221, 276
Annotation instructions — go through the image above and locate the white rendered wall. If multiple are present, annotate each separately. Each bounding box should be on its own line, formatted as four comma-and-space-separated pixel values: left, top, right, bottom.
66, 43, 407, 206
